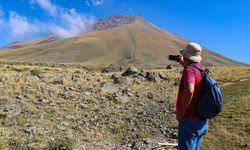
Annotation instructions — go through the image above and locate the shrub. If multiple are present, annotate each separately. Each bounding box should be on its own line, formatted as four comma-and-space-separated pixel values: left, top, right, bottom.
11, 67, 24, 72
74, 70, 81, 74
30, 69, 41, 76
47, 138, 74, 150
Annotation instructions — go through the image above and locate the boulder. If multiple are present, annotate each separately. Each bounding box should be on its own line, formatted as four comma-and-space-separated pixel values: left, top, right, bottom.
0, 100, 24, 126
122, 66, 139, 76
72, 74, 81, 82
138, 70, 147, 78
166, 64, 173, 69
37, 73, 49, 79
102, 68, 110, 73
158, 72, 168, 80
101, 83, 119, 94
0, 75, 7, 82
131, 74, 145, 84
146, 72, 158, 82
51, 78, 64, 85
113, 77, 126, 84
111, 73, 119, 79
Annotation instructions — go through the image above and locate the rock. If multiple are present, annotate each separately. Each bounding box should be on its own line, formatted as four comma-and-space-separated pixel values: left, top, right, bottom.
1, 100, 23, 115
127, 92, 134, 97
79, 103, 88, 109
131, 141, 137, 149
37, 73, 49, 79
174, 81, 179, 86
0, 75, 7, 82
24, 126, 36, 134
158, 72, 168, 80
101, 83, 119, 94
51, 78, 64, 85
34, 97, 50, 105
146, 72, 158, 82
166, 64, 173, 69
241, 143, 250, 148
132, 74, 145, 84
102, 68, 110, 73
0, 100, 24, 126
122, 66, 139, 76
85, 91, 91, 96
16, 95, 25, 101
57, 125, 66, 131
62, 121, 70, 126
147, 93, 154, 99
111, 73, 119, 79
138, 70, 147, 78
113, 77, 126, 84
115, 95, 130, 104
72, 74, 81, 82
65, 115, 75, 120
143, 139, 150, 145
84, 75, 91, 81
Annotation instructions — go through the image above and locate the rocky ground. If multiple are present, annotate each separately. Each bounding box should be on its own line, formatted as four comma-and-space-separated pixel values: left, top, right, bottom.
0, 63, 181, 150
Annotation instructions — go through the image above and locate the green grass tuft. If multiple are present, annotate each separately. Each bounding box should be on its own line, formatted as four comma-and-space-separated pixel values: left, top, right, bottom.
74, 70, 81, 74
30, 69, 41, 76
46, 138, 74, 150
11, 67, 24, 72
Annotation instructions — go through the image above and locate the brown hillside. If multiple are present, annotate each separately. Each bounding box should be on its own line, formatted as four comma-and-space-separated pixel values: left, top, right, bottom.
0, 15, 244, 66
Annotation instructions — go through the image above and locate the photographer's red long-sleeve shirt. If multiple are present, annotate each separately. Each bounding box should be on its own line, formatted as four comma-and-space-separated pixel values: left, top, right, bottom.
176, 63, 205, 119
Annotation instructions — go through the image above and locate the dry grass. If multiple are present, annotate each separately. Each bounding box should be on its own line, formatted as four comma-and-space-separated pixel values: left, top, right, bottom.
0, 64, 249, 149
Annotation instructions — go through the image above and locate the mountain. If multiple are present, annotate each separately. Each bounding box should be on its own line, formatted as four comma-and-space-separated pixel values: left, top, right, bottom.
0, 35, 58, 51
0, 14, 245, 66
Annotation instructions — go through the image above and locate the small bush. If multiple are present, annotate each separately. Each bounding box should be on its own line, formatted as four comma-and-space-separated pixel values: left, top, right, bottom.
11, 67, 24, 72
74, 70, 81, 74
47, 138, 74, 150
30, 69, 41, 76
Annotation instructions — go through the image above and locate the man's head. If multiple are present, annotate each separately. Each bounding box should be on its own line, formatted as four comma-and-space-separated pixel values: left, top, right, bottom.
180, 42, 202, 65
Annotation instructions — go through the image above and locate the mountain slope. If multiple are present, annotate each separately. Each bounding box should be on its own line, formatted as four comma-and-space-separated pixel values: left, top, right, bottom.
0, 14, 244, 66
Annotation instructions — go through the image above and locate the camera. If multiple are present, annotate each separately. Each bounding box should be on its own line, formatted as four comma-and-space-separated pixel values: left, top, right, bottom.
168, 55, 180, 62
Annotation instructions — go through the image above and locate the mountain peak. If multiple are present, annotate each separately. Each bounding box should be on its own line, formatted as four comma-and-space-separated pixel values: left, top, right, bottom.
94, 14, 144, 31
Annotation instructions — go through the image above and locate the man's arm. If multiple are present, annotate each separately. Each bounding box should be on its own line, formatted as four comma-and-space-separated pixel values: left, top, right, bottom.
176, 83, 195, 121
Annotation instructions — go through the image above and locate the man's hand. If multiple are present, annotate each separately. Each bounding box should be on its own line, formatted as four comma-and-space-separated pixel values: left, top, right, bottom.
176, 111, 184, 122
177, 55, 185, 67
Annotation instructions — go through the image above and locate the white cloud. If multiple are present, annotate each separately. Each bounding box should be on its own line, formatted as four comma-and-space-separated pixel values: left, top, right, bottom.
31, 0, 97, 38
8, 11, 44, 37
86, 0, 104, 7
30, 0, 57, 16
50, 9, 96, 38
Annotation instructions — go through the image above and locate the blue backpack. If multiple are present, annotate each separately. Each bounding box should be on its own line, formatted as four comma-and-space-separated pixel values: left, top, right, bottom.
191, 65, 223, 119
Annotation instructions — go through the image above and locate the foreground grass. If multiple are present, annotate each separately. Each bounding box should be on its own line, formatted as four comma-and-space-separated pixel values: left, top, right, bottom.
202, 79, 250, 150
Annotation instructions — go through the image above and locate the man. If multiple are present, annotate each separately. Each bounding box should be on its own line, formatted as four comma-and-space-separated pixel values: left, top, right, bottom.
176, 42, 208, 150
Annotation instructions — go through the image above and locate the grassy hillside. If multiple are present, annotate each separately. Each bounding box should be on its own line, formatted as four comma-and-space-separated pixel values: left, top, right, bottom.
201, 67, 250, 150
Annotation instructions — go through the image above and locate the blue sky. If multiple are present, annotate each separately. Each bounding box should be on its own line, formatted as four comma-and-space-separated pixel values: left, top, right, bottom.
0, 0, 249, 64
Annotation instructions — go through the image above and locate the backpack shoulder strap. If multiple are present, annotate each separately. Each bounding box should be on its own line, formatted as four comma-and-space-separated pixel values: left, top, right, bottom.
189, 64, 207, 75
